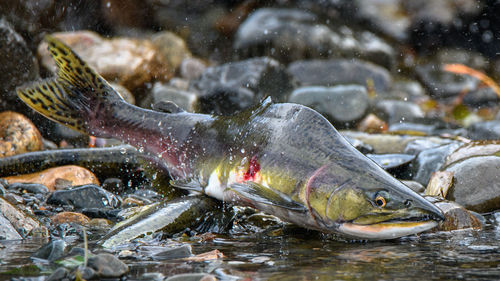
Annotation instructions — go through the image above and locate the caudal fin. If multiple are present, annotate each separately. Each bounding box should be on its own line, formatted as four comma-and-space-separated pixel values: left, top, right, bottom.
16, 35, 123, 134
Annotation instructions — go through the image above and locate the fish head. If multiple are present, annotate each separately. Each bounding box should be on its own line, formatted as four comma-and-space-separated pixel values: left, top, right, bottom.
306, 162, 444, 240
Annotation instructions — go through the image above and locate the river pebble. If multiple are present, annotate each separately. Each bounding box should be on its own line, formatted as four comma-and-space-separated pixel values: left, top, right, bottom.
410, 142, 462, 185
189, 57, 295, 111
429, 199, 483, 231
375, 100, 425, 125
0, 19, 39, 113
50, 211, 91, 226
0, 196, 40, 239
87, 253, 129, 278
288, 59, 392, 93
234, 8, 394, 68
47, 184, 121, 209
165, 273, 216, 281
289, 85, 369, 128
467, 120, 500, 140
0, 112, 42, 157
2, 165, 99, 192
38, 31, 173, 90
444, 155, 500, 213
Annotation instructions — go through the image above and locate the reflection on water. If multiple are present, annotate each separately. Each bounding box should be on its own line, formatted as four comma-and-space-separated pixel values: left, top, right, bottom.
1, 217, 499, 280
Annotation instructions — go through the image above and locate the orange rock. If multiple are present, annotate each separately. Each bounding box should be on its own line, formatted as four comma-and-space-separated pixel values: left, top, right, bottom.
2, 165, 99, 191
184, 250, 224, 262
0, 111, 42, 158
357, 113, 388, 133
51, 211, 90, 226
38, 31, 173, 90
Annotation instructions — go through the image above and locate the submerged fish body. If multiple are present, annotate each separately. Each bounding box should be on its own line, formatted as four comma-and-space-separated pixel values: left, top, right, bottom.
17, 36, 444, 240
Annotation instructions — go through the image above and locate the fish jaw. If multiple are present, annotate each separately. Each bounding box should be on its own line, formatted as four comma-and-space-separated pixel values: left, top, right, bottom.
338, 220, 438, 240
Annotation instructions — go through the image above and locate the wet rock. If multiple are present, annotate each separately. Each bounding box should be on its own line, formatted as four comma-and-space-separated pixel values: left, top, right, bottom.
150, 244, 193, 260
45, 267, 70, 281
467, 120, 500, 140
366, 153, 415, 173
142, 82, 198, 112
404, 137, 457, 155
139, 272, 165, 281
288, 59, 392, 93
3, 193, 23, 205
0, 112, 43, 157
442, 141, 500, 168
0, 214, 22, 240
388, 80, 427, 102
165, 273, 216, 281
415, 63, 478, 99
2, 165, 99, 192
184, 249, 224, 262
234, 8, 394, 68
38, 31, 172, 90
410, 142, 462, 185
195, 85, 255, 115
51, 211, 90, 226
351, 0, 411, 42
341, 132, 453, 154
429, 199, 483, 231
101, 177, 125, 194
408, 0, 484, 52
0, 197, 40, 238
0, 18, 39, 112
357, 114, 388, 134
388, 122, 435, 135
462, 87, 499, 107
7, 183, 49, 194
424, 171, 454, 198
401, 180, 425, 194
375, 100, 425, 125
32, 239, 66, 261
435, 48, 489, 70
88, 218, 113, 230
189, 57, 294, 108
110, 82, 135, 104
288, 85, 369, 128
47, 184, 121, 209
444, 156, 500, 213
77, 266, 97, 280
122, 197, 146, 208
151, 31, 192, 72
179, 57, 207, 80
87, 253, 128, 278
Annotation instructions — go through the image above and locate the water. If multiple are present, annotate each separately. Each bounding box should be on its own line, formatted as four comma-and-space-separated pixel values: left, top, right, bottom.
1, 218, 499, 280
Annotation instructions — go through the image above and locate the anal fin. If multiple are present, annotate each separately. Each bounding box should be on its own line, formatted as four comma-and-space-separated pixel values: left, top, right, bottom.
228, 182, 307, 212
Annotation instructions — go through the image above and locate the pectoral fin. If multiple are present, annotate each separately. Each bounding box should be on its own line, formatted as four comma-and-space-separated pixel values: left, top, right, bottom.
170, 179, 203, 192
228, 182, 307, 212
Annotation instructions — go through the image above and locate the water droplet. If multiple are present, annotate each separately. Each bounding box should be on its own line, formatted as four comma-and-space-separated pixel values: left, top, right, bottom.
120, 147, 127, 154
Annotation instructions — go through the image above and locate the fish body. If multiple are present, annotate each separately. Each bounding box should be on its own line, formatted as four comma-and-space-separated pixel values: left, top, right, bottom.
17, 36, 444, 240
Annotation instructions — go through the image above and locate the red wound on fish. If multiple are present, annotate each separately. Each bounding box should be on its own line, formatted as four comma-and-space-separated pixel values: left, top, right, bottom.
243, 155, 260, 181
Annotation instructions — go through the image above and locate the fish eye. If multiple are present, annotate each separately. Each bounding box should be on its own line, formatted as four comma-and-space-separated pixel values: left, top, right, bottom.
374, 191, 389, 208
375, 195, 386, 207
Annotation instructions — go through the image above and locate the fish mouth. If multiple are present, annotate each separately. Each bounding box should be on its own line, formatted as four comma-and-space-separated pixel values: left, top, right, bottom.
338, 215, 439, 240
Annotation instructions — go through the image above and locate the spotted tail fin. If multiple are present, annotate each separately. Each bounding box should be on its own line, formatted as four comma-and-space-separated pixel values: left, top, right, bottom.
16, 35, 123, 134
